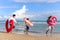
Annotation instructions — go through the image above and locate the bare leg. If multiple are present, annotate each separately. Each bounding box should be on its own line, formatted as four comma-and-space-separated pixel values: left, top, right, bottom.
46, 29, 49, 35
26, 29, 28, 34
25, 26, 29, 35
9, 31, 12, 33
50, 26, 53, 34
46, 26, 51, 35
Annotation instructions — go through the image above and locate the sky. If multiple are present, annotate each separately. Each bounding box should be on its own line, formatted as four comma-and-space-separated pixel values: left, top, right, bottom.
0, 0, 60, 20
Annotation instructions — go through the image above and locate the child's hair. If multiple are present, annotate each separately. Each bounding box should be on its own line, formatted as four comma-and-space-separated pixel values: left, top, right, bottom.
26, 18, 29, 20
48, 16, 52, 19
13, 14, 16, 17
47, 16, 52, 22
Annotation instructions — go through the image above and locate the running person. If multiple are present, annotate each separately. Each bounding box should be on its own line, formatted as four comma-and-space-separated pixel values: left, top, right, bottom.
46, 16, 57, 35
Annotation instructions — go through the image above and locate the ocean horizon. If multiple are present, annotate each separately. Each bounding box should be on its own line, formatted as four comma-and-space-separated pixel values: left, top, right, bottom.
0, 19, 60, 22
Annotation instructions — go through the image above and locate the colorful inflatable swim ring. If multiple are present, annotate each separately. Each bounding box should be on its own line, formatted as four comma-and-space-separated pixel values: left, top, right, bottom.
5, 19, 14, 33
24, 17, 33, 26
47, 16, 57, 26
52, 16, 57, 24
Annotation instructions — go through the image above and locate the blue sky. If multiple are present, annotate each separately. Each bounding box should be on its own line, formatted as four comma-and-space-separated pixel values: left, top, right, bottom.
0, 0, 60, 20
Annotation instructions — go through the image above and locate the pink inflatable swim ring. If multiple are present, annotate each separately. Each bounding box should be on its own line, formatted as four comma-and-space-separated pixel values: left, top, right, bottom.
24, 17, 33, 26
47, 16, 57, 26
52, 16, 57, 25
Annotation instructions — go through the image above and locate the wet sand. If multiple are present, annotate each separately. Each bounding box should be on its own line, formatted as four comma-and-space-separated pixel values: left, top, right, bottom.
0, 32, 60, 40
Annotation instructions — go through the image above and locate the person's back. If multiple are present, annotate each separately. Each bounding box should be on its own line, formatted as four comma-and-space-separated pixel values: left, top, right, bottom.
9, 14, 17, 23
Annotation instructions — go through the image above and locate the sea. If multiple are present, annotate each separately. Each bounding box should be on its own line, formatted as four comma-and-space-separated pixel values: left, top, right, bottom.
0, 20, 60, 34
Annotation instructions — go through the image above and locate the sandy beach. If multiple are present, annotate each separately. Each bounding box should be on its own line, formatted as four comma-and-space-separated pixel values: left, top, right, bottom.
0, 32, 60, 40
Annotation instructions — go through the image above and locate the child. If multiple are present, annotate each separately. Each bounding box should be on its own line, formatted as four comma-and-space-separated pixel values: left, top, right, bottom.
46, 16, 57, 35
24, 18, 30, 34
6, 14, 17, 33
9, 14, 17, 29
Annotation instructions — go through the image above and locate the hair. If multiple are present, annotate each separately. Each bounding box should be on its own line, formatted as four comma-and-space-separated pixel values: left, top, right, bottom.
48, 16, 52, 19
13, 14, 16, 17
47, 16, 52, 22
26, 18, 29, 20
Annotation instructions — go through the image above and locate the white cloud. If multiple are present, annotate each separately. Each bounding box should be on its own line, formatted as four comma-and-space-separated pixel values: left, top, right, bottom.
0, 16, 2, 19
47, 0, 60, 2
40, 10, 60, 20
25, 10, 60, 20
11, 0, 60, 2
12, 5, 34, 19
3, 16, 10, 19
0, 5, 34, 19
0, 6, 17, 9
11, 0, 46, 2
